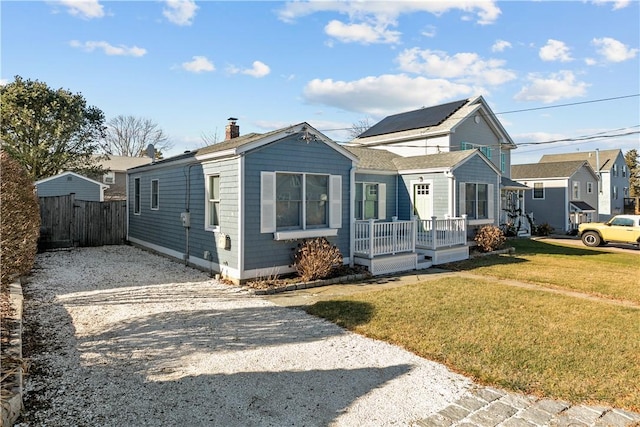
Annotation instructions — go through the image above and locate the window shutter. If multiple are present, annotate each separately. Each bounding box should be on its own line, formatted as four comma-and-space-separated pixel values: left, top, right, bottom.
377, 183, 386, 220
329, 175, 342, 229
488, 184, 494, 219
261, 172, 276, 233
458, 182, 466, 216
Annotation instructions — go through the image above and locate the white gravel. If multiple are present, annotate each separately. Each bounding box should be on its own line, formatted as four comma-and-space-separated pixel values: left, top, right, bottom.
18, 245, 471, 426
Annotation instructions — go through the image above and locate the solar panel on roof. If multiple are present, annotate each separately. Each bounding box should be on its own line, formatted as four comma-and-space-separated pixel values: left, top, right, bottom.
358, 99, 468, 138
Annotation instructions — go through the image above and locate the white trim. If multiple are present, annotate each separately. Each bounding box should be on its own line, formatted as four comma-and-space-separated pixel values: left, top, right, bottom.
410, 179, 434, 219
35, 171, 108, 188
204, 173, 221, 231
273, 228, 338, 241
238, 156, 245, 280
133, 177, 141, 215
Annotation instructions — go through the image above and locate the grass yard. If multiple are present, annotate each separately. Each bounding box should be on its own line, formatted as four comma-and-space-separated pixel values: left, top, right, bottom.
306, 239, 640, 411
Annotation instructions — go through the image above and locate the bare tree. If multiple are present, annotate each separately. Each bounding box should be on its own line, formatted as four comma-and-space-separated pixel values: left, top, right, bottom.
200, 127, 221, 147
102, 115, 172, 157
349, 117, 374, 139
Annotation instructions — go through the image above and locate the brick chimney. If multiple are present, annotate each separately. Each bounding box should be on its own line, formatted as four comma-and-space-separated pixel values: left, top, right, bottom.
225, 117, 239, 140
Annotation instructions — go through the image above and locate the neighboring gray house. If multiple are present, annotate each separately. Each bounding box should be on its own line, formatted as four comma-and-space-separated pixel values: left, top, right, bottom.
538, 149, 629, 221
95, 155, 153, 200
511, 160, 599, 233
35, 171, 108, 202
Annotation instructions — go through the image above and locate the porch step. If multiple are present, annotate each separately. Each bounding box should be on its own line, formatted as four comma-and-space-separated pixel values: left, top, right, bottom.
354, 253, 417, 276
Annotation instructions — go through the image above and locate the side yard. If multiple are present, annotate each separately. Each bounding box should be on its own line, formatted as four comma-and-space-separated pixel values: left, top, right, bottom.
307, 239, 640, 412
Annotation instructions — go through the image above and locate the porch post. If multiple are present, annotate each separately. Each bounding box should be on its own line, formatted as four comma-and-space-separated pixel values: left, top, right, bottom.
462, 214, 468, 245
431, 216, 437, 250
368, 218, 375, 259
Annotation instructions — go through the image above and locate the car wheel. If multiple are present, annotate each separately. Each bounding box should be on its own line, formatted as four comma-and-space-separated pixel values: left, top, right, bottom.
581, 231, 601, 247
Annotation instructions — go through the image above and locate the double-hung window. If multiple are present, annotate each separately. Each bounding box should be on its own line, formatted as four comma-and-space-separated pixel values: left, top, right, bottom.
206, 175, 220, 230
134, 178, 141, 215
533, 182, 544, 199
572, 181, 580, 200
464, 183, 489, 220
354, 182, 386, 220
587, 182, 593, 194
150, 179, 159, 210
261, 171, 341, 239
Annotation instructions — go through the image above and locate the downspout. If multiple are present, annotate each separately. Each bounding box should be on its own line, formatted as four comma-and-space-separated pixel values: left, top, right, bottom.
184, 163, 197, 265
395, 174, 399, 218
349, 164, 356, 268
125, 173, 130, 242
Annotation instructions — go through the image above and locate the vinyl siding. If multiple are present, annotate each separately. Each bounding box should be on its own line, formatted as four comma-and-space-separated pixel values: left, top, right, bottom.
397, 173, 450, 220
36, 174, 102, 201
243, 136, 353, 271
451, 114, 510, 174
453, 155, 500, 228
522, 181, 567, 232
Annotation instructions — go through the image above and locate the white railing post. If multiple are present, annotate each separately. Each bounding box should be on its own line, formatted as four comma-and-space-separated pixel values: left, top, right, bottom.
431, 216, 437, 250
368, 218, 375, 259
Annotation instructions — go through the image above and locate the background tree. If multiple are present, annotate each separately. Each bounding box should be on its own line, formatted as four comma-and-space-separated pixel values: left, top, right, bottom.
200, 128, 220, 147
102, 115, 172, 158
348, 117, 374, 139
624, 148, 639, 198
0, 76, 106, 181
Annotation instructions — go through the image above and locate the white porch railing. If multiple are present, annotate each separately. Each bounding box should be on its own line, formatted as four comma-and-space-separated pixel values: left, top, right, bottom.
415, 215, 467, 249
354, 216, 467, 259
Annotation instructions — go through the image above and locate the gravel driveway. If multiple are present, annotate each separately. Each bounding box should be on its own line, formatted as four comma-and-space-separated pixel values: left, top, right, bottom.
18, 246, 471, 426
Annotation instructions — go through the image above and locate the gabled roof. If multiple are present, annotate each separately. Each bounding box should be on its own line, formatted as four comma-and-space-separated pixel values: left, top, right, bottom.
352, 96, 516, 148
35, 171, 109, 188
346, 146, 497, 174
511, 160, 593, 180
196, 122, 358, 163
539, 149, 622, 172
344, 146, 401, 171
393, 150, 479, 171
98, 155, 153, 172
358, 99, 467, 138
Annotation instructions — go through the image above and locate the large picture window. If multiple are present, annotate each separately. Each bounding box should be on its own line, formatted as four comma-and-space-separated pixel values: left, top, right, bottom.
134, 178, 141, 215
261, 171, 341, 237
206, 175, 220, 229
275, 173, 328, 230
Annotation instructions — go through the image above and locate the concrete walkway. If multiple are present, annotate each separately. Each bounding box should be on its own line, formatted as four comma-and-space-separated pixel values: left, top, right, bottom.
263, 270, 640, 427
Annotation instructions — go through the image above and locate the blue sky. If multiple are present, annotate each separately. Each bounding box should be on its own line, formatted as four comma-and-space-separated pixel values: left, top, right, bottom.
2, 0, 639, 164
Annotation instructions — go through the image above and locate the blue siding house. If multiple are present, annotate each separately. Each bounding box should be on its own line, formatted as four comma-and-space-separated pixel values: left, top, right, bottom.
36, 171, 109, 202
128, 97, 520, 281
128, 122, 357, 283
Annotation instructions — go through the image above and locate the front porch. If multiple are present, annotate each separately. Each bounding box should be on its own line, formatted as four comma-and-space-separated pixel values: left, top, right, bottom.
353, 216, 469, 276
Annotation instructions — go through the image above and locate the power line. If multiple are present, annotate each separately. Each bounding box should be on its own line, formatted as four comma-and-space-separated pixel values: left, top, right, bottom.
319, 93, 640, 133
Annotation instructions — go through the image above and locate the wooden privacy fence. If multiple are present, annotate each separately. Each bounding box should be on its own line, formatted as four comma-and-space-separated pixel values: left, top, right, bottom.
39, 194, 127, 250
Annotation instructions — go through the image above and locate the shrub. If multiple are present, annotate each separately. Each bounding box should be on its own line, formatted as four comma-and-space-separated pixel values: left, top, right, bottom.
474, 225, 506, 252
534, 223, 553, 236
0, 151, 40, 285
291, 237, 343, 282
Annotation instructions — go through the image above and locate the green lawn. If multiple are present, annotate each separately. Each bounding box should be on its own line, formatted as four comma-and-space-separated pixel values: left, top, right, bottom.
306, 239, 640, 411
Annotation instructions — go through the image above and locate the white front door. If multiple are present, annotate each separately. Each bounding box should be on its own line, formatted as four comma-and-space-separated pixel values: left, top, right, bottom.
413, 183, 433, 220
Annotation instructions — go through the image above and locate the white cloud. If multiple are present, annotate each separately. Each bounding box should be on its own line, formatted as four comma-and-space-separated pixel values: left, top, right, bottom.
303, 74, 473, 116
278, 1, 501, 26
514, 71, 589, 103
69, 40, 146, 57
584, 57, 597, 66
421, 25, 437, 38
163, 0, 198, 26
56, 0, 104, 19
591, 0, 630, 10
492, 39, 512, 53
396, 48, 516, 86
324, 20, 401, 44
228, 61, 271, 78
592, 37, 638, 62
182, 56, 215, 73
539, 39, 573, 62
0, 78, 8, 86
